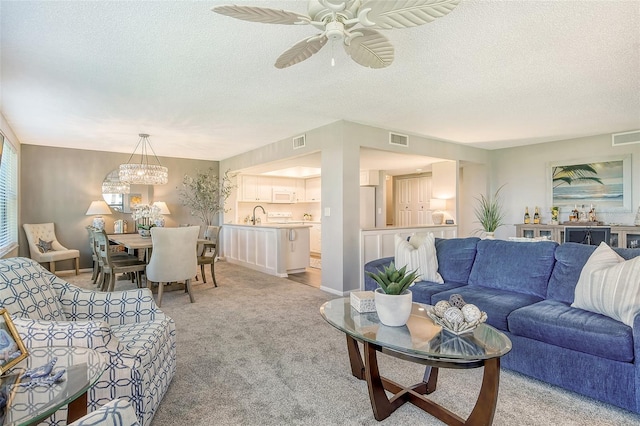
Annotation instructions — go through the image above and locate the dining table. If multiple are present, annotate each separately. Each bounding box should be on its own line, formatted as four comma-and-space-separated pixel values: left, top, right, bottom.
108, 232, 214, 263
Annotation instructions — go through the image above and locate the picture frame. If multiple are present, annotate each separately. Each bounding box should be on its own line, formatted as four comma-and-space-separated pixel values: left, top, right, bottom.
0, 309, 28, 375
547, 154, 631, 213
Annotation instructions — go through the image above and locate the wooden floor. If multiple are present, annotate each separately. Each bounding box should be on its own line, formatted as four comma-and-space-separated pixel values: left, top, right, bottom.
287, 255, 321, 288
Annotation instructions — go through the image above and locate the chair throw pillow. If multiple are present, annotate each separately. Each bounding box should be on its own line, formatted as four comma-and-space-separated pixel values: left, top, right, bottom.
572, 242, 640, 327
394, 233, 444, 283
37, 238, 54, 253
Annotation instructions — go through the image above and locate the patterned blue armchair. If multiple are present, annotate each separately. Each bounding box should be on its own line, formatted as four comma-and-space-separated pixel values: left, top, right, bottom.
0, 257, 176, 426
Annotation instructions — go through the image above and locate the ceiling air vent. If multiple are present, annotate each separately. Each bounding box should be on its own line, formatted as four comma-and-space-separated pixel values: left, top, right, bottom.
389, 132, 409, 147
292, 134, 306, 149
612, 130, 640, 146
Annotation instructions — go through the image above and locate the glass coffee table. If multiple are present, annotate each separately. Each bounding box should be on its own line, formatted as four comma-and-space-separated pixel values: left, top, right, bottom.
0, 346, 106, 426
320, 298, 512, 425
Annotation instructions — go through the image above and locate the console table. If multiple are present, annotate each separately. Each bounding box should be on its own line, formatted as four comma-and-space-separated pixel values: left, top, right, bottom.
514, 224, 640, 248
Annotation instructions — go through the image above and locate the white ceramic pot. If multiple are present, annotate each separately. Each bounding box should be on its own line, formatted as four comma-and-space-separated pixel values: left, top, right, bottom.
138, 229, 151, 238
374, 288, 413, 327
484, 232, 495, 239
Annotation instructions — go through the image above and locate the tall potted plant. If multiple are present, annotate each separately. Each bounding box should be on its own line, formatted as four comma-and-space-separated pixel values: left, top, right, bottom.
178, 168, 234, 226
473, 184, 506, 238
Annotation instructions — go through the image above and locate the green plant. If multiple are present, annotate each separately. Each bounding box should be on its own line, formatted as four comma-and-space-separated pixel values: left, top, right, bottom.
474, 184, 506, 233
366, 262, 419, 295
178, 168, 234, 226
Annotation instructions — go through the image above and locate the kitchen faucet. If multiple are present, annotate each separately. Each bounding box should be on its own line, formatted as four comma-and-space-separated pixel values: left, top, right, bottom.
252, 205, 266, 225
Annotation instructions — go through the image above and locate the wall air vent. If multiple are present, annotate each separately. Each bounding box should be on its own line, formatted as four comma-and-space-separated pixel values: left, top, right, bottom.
389, 132, 409, 147
612, 130, 640, 146
292, 134, 306, 149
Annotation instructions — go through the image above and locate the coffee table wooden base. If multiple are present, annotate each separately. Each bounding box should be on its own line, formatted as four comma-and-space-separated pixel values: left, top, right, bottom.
347, 335, 500, 425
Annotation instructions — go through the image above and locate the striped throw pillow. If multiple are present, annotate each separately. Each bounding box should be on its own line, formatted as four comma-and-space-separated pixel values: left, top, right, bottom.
572, 242, 640, 327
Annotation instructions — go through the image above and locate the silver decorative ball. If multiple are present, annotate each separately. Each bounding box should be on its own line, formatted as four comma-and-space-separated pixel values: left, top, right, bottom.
462, 304, 482, 323
443, 307, 465, 325
449, 294, 466, 309
434, 300, 451, 317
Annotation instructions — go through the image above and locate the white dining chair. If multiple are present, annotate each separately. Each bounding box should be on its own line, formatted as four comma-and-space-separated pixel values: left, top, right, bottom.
146, 226, 199, 307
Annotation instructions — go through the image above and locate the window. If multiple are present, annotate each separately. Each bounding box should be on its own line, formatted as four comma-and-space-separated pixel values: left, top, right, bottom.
0, 134, 18, 257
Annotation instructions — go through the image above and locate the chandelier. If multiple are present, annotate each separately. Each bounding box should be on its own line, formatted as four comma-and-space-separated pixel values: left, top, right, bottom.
119, 133, 168, 185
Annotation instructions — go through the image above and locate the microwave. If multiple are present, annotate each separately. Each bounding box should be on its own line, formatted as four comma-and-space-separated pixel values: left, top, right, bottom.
272, 190, 295, 203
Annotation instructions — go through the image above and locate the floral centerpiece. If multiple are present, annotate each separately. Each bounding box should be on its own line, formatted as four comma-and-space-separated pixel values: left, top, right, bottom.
131, 204, 162, 237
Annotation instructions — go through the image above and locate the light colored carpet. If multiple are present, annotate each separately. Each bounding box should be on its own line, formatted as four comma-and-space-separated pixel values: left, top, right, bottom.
63, 264, 640, 426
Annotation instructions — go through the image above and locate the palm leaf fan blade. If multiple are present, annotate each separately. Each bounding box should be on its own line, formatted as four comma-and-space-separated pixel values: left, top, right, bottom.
275, 36, 328, 69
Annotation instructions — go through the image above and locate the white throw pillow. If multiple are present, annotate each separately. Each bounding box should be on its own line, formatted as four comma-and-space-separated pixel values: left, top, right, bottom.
572, 242, 640, 327
394, 233, 443, 283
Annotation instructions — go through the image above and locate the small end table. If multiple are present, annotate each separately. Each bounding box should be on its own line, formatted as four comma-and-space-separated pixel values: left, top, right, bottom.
0, 346, 106, 426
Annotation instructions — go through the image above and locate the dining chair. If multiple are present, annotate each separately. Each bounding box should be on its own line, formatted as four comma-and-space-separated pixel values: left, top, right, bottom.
146, 226, 199, 307
23, 223, 80, 275
93, 229, 147, 292
197, 225, 221, 287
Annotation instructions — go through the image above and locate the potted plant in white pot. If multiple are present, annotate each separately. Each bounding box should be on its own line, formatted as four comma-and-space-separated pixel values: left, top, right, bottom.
473, 184, 506, 239
366, 262, 419, 327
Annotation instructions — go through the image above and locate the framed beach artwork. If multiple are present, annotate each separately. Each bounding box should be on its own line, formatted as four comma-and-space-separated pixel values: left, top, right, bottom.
547, 155, 631, 212
0, 309, 28, 375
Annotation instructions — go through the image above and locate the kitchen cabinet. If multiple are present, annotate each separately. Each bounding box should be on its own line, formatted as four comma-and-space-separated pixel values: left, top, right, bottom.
310, 224, 321, 254
305, 177, 321, 202
241, 175, 272, 202
295, 179, 306, 202
359, 170, 380, 186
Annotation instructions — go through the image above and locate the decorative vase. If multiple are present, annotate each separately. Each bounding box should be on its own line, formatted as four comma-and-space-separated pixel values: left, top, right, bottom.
374, 288, 413, 327
138, 229, 151, 238
484, 232, 495, 239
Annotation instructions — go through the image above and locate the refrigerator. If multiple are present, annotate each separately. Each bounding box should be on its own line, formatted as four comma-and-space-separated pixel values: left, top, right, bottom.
360, 187, 376, 228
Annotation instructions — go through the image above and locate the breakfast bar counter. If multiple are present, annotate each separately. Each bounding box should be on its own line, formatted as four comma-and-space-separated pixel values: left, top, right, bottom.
221, 223, 311, 277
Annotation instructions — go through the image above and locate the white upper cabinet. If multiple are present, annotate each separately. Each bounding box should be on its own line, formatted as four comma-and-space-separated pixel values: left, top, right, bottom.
359, 170, 380, 186
305, 177, 321, 202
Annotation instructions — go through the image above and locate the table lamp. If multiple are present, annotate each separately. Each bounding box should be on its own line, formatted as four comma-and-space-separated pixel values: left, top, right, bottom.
430, 199, 446, 225
86, 200, 112, 230
152, 201, 171, 226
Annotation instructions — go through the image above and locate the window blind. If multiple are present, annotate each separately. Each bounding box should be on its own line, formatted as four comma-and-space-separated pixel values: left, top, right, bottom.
0, 134, 18, 256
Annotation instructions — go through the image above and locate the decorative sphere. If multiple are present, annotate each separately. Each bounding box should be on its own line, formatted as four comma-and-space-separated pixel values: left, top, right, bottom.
462, 304, 482, 323
434, 300, 451, 317
443, 307, 465, 325
449, 294, 466, 309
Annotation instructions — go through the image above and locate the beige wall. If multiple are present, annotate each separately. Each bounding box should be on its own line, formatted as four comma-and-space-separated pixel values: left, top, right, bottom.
490, 133, 640, 239
20, 144, 217, 271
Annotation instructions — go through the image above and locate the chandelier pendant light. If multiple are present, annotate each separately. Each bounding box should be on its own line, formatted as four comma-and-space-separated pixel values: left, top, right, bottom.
119, 133, 168, 185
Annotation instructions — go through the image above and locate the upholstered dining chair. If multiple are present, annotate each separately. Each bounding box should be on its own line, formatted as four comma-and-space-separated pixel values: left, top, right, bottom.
93, 229, 147, 291
197, 225, 221, 287
23, 223, 80, 275
146, 226, 199, 307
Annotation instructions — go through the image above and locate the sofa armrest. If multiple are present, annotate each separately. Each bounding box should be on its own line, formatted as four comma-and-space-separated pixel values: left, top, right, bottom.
51, 280, 165, 325
12, 317, 124, 354
364, 257, 394, 291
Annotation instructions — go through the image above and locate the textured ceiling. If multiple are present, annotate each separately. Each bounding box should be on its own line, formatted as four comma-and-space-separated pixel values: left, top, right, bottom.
1, 0, 639, 163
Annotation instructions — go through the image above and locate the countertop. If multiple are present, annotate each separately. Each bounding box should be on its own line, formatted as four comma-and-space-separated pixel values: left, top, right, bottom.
225, 223, 313, 229
360, 224, 457, 231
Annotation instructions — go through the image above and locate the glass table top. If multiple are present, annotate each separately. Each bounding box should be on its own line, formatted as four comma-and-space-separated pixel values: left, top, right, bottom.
0, 346, 106, 426
320, 298, 512, 362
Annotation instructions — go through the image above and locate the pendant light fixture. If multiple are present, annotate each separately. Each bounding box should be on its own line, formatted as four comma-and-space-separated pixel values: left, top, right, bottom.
119, 133, 168, 185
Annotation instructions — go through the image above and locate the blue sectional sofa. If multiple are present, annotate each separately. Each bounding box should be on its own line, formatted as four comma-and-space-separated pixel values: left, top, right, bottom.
364, 238, 640, 414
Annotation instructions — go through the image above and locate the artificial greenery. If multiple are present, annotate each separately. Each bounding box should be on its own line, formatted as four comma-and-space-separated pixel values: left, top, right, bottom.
366, 262, 419, 295
178, 168, 234, 226
473, 184, 506, 233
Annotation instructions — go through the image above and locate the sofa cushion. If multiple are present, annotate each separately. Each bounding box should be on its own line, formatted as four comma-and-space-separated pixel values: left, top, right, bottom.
409, 280, 467, 305
364, 257, 394, 291
434, 237, 480, 284
431, 286, 543, 331
468, 239, 557, 298
547, 242, 640, 304
508, 300, 633, 362
572, 242, 640, 327
0, 257, 65, 321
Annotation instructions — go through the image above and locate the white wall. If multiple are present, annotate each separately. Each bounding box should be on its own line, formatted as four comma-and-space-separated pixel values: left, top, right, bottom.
490, 132, 640, 239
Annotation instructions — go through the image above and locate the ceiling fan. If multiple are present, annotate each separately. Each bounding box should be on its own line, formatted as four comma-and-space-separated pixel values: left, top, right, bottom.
212, 0, 460, 69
